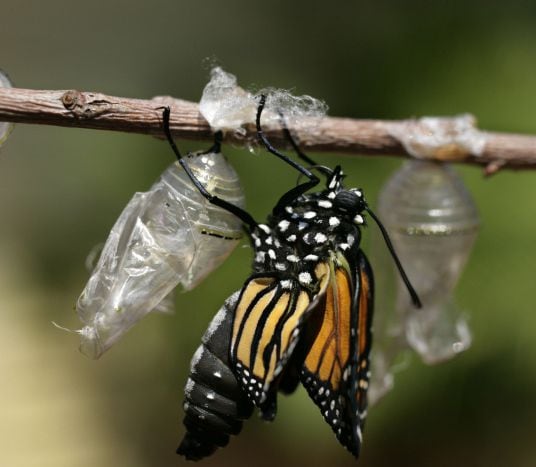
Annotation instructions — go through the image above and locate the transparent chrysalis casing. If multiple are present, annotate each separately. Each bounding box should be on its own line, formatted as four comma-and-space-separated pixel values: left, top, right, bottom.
369, 160, 479, 403
76, 151, 245, 359
0, 70, 14, 147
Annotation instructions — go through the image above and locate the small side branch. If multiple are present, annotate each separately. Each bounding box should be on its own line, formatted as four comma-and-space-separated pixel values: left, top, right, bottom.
0, 87, 535, 173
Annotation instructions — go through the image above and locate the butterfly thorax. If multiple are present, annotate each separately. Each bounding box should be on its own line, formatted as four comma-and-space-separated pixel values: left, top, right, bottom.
250, 185, 367, 291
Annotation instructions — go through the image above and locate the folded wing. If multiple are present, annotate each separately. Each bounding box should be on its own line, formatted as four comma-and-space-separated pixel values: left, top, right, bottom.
230, 275, 313, 419
300, 252, 374, 458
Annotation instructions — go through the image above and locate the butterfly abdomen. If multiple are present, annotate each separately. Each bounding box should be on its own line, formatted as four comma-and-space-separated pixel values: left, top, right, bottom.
178, 293, 254, 461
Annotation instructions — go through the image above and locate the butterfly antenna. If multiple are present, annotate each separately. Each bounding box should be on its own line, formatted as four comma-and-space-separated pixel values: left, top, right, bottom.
256, 95, 320, 213
365, 206, 422, 308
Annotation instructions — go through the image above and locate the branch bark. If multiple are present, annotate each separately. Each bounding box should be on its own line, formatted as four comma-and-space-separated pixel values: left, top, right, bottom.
0, 86, 535, 174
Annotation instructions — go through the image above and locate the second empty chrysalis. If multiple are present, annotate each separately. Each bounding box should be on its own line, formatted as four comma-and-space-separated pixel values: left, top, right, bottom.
370, 160, 479, 402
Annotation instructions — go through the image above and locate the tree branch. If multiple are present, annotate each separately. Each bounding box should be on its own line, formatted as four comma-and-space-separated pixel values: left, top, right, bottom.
0, 87, 534, 174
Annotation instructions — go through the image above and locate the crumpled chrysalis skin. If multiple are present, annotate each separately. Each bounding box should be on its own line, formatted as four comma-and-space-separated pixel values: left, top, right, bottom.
369, 160, 478, 403
199, 67, 327, 135
76, 151, 245, 359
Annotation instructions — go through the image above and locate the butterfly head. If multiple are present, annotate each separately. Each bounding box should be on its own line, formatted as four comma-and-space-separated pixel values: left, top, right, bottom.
326, 166, 367, 226
332, 188, 367, 226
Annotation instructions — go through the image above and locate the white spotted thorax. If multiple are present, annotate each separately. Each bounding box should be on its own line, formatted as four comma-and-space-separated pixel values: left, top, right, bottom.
251, 174, 367, 288
76, 151, 245, 359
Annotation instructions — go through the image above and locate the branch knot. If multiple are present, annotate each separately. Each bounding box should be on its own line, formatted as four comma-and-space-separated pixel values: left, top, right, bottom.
61, 90, 112, 119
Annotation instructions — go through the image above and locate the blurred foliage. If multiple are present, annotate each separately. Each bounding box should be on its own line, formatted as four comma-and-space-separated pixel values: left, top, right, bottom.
1, 1, 536, 466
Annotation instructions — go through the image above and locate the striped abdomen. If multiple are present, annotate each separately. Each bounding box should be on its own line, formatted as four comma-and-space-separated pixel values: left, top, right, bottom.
177, 292, 253, 461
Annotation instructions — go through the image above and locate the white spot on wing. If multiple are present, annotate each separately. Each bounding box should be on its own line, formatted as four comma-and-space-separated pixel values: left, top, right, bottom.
299, 272, 312, 284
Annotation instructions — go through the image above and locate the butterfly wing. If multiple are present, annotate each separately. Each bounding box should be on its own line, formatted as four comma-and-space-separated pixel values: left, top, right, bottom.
230, 274, 316, 420
300, 250, 374, 458
354, 251, 374, 420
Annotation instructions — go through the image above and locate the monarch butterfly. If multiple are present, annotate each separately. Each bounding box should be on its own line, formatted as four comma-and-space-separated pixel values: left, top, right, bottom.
76, 133, 245, 358
165, 96, 421, 460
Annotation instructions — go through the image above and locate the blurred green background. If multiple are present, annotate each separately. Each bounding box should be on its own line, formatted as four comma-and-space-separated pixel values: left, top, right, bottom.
1, 1, 536, 466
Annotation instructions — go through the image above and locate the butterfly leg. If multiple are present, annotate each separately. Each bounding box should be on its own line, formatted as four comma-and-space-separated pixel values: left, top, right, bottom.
162, 107, 258, 231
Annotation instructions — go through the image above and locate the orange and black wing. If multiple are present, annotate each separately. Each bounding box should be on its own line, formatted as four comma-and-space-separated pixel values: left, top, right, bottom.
300, 251, 374, 458
230, 275, 314, 420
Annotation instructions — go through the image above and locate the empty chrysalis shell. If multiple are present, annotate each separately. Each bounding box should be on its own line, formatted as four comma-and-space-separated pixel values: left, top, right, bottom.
0, 70, 14, 147
379, 160, 478, 364
76, 151, 245, 359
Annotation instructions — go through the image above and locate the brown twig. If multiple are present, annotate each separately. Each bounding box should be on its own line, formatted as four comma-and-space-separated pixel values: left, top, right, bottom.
0, 87, 535, 173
